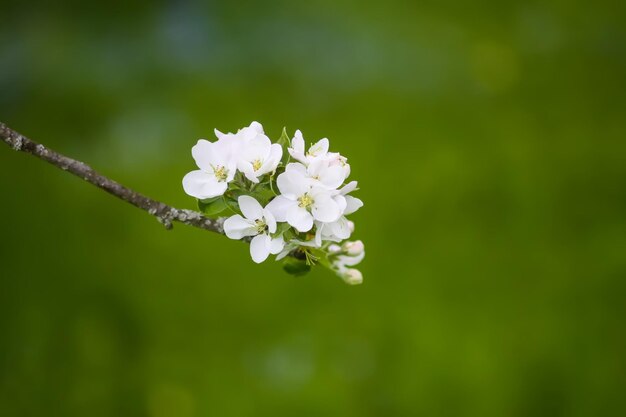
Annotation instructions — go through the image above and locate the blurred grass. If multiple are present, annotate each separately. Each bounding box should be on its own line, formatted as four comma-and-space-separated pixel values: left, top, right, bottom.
1, 1, 626, 416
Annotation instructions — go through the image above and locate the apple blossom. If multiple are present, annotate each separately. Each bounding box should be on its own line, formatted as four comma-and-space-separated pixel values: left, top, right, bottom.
237, 134, 282, 183
288, 130, 329, 165
314, 181, 363, 246
224, 196, 284, 263
182, 139, 237, 199
183, 123, 365, 283
267, 165, 343, 232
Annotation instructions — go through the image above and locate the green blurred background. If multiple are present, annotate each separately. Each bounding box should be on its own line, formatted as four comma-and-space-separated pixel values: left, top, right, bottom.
1, 1, 625, 416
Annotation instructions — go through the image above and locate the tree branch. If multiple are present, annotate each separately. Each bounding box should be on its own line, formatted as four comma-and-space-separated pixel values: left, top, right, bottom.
0, 121, 224, 234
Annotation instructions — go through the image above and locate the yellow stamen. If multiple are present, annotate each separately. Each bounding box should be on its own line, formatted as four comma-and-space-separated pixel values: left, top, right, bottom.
213, 165, 228, 181
298, 193, 314, 209
255, 219, 267, 233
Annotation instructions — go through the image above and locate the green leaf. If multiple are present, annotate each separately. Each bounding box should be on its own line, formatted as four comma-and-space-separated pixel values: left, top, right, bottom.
282, 257, 311, 277
277, 127, 291, 165
277, 127, 290, 148
275, 222, 291, 236
251, 187, 276, 206
197, 197, 228, 217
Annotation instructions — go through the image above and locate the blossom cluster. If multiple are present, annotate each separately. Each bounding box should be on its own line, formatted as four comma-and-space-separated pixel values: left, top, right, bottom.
182, 122, 365, 284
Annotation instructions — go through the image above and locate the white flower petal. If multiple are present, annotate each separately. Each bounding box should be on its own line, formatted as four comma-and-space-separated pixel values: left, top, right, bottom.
287, 206, 314, 232
288, 130, 306, 163
330, 216, 351, 239
238, 195, 264, 220
334, 195, 347, 214
336, 252, 365, 267
241, 168, 260, 183
292, 130, 305, 153
309, 138, 329, 157
242, 135, 272, 161
266, 196, 295, 222
315, 223, 324, 246
311, 193, 341, 223
215, 138, 234, 161
214, 129, 225, 140
318, 165, 346, 190
258, 144, 282, 175
269, 235, 285, 254
224, 215, 257, 239
191, 140, 216, 171
182, 170, 227, 199
250, 234, 271, 263
340, 181, 358, 195
275, 248, 291, 261
277, 170, 309, 198
249, 121, 264, 134
344, 196, 363, 215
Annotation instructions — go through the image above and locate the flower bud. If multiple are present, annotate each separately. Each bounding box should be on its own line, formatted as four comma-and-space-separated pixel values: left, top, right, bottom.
342, 268, 363, 285
328, 244, 341, 253
343, 240, 364, 256
347, 220, 355, 233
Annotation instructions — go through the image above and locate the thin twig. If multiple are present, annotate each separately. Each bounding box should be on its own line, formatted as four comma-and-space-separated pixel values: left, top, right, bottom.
0, 121, 224, 234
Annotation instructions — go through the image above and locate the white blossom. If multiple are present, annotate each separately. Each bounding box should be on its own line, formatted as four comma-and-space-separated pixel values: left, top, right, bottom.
267, 164, 343, 232
224, 196, 284, 263
304, 159, 347, 190
182, 122, 365, 284
237, 134, 282, 183
288, 130, 329, 165
214, 121, 265, 155
314, 181, 363, 245
288, 131, 350, 182
324, 151, 351, 179
182, 139, 237, 199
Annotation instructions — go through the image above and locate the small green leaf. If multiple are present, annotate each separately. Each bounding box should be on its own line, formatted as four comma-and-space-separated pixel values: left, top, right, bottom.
197, 197, 228, 217
276, 222, 291, 236
277, 127, 291, 165
282, 257, 311, 277
252, 187, 276, 206
277, 127, 290, 148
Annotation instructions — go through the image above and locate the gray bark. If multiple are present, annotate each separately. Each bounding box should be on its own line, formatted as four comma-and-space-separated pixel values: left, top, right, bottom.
0, 122, 224, 234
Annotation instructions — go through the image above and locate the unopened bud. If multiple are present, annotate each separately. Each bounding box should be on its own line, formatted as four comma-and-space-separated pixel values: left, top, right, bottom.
342, 268, 363, 285
343, 240, 364, 256
328, 244, 341, 253
347, 220, 355, 233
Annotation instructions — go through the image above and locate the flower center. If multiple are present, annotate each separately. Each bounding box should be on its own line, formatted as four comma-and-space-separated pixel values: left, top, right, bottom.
252, 159, 262, 171
298, 193, 314, 209
213, 165, 228, 181
255, 219, 267, 233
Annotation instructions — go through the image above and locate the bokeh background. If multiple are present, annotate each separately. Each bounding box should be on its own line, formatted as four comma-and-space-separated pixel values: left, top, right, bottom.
1, 1, 625, 416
